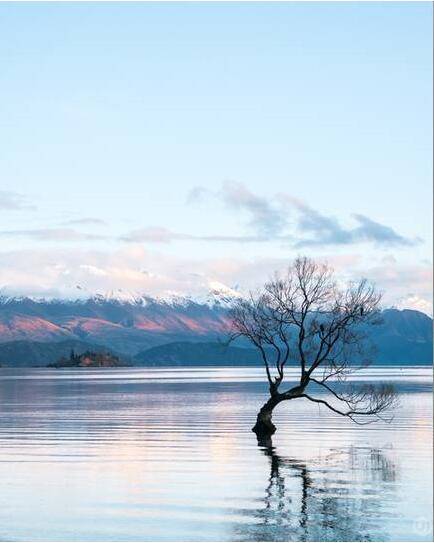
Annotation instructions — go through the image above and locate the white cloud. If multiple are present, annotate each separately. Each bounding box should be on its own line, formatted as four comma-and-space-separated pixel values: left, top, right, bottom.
184, 182, 418, 248
62, 218, 107, 226
0, 228, 106, 242
363, 261, 433, 315
397, 295, 433, 316
79, 264, 108, 277
0, 190, 34, 211
0, 246, 431, 315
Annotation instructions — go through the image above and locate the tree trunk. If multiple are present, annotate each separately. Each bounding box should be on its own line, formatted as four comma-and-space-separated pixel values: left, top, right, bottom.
252, 394, 284, 438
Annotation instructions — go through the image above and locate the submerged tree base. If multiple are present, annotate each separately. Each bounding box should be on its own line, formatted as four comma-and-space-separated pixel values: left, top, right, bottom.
252, 411, 277, 438
252, 420, 276, 437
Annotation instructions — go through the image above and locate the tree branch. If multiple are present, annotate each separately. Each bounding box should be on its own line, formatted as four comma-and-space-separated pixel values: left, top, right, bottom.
300, 393, 395, 424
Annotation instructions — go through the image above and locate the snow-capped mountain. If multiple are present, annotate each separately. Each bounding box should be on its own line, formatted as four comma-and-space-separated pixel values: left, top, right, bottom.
0, 282, 243, 309
0, 288, 238, 355
0, 289, 432, 364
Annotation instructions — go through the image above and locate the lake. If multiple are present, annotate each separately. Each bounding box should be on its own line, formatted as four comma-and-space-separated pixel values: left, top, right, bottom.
0, 366, 431, 541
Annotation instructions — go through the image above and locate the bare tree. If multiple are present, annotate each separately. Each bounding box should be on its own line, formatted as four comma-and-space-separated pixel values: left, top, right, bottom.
228, 257, 397, 438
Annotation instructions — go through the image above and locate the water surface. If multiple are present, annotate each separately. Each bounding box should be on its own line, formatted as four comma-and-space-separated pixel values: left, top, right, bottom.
0, 366, 431, 541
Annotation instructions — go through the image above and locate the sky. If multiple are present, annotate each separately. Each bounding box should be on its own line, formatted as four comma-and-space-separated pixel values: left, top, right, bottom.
0, 2, 432, 314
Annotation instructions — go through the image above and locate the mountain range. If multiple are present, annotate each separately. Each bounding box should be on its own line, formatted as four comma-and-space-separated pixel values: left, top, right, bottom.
0, 293, 431, 367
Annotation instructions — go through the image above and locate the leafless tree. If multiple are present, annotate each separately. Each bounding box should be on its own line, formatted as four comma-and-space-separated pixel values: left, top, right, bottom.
228, 257, 397, 438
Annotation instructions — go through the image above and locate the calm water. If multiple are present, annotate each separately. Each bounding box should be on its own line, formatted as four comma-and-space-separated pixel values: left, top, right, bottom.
0, 366, 431, 542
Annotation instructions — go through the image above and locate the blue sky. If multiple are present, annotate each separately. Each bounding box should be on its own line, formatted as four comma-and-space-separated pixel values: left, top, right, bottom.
0, 2, 432, 312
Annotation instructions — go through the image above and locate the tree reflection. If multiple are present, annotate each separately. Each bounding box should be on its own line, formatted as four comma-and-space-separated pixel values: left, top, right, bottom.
232, 437, 397, 541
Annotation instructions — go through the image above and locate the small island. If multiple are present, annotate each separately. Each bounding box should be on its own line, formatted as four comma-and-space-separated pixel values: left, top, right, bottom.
48, 349, 126, 368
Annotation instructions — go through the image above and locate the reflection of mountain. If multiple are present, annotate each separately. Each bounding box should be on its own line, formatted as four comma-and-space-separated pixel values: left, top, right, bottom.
0, 296, 431, 365
231, 442, 396, 542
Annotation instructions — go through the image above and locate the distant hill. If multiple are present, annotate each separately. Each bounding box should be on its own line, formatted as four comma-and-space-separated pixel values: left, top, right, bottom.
371, 309, 433, 364
134, 341, 264, 366
0, 339, 128, 367
133, 308, 433, 367
134, 339, 432, 367
0, 295, 431, 366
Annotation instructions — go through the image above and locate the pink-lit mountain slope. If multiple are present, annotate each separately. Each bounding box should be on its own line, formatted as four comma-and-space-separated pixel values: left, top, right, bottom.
0, 294, 232, 354
0, 295, 431, 363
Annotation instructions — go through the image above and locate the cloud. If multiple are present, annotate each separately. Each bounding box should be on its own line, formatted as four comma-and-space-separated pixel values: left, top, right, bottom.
62, 218, 107, 226
0, 190, 34, 211
0, 247, 310, 302
186, 186, 211, 204
187, 182, 417, 248
396, 294, 433, 316
351, 214, 418, 246
218, 181, 287, 237
0, 247, 431, 315
187, 181, 288, 237
122, 227, 187, 244
121, 226, 270, 244
0, 228, 106, 242
287, 198, 352, 245
288, 199, 418, 247
0, 246, 431, 314
79, 264, 108, 277
363, 260, 433, 315
0, 246, 251, 300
